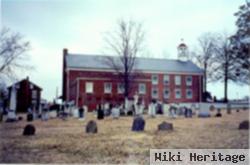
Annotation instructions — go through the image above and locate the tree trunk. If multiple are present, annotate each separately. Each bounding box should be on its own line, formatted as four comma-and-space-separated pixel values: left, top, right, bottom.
204, 63, 207, 92
224, 53, 230, 114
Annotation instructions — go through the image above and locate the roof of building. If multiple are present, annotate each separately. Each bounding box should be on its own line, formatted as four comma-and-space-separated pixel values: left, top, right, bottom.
65, 54, 203, 74
8, 78, 42, 90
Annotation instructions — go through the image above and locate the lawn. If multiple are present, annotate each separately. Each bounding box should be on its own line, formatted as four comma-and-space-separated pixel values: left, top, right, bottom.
0, 110, 249, 164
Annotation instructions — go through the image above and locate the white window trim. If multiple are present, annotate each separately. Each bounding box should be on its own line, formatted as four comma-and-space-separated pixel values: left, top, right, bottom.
163, 88, 170, 99
175, 75, 181, 86
175, 88, 181, 99
186, 89, 193, 99
117, 83, 125, 94
104, 82, 112, 94
163, 75, 170, 85
186, 76, 192, 86
85, 82, 93, 93
151, 87, 158, 98
138, 83, 146, 94
152, 74, 158, 85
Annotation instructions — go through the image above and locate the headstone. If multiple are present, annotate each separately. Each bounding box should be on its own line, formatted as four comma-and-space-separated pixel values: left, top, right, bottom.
18, 116, 23, 121
86, 120, 98, 133
158, 122, 173, 131
135, 103, 143, 116
27, 113, 33, 122
148, 102, 156, 117
163, 104, 170, 117
79, 107, 84, 118
23, 124, 36, 136
169, 105, 177, 118
198, 103, 211, 118
49, 111, 57, 118
215, 108, 222, 117
6, 109, 17, 122
112, 106, 120, 119
132, 116, 145, 132
184, 107, 193, 118
97, 105, 104, 120
239, 120, 249, 130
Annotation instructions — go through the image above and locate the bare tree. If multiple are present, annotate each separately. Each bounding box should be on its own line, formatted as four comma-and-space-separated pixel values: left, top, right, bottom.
191, 32, 218, 92
103, 19, 145, 98
212, 33, 238, 103
0, 27, 31, 81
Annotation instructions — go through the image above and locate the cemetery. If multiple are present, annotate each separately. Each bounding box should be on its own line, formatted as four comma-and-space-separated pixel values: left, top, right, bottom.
0, 103, 249, 164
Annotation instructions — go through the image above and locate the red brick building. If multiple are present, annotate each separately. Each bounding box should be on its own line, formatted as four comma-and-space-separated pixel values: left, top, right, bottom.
8, 77, 42, 112
62, 48, 203, 111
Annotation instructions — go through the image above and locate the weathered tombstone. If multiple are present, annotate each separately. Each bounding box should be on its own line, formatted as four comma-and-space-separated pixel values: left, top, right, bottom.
27, 113, 33, 122
18, 116, 23, 121
135, 103, 143, 116
79, 107, 84, 118
132, 116, 145, 132
23, 124, 36, 136
215, 108, 222, 117
112, 106, 120, 119
169, 105, 177, 118
6, 109, 17, 122
198, 103, 211, 118
184, 107, 193, 118
97, 105, 104, 120
163, 104, 170, 117
148, 100, 156, 117
86, 120, 98, 133
239, 120, 249, 130
158, 121, 173, 131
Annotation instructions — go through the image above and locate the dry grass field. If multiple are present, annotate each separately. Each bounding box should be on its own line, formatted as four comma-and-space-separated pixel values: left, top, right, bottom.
0, 110, 249, 164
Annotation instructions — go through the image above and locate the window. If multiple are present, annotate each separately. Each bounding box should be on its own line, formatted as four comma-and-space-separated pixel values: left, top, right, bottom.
104, 83, 112, 93
186, 89, 193, 99
32, 90, 37, 99
175, 75, 181, 86
152, 74, 158, 85
163, 88, 170, 99
151, 87, 158, 98
175, 88, 181, 99
85, 82, 93, 93
186, 76, 192, 86
138, 83, 146, 94
118, 83, 125, 94
163, 75, 170, 85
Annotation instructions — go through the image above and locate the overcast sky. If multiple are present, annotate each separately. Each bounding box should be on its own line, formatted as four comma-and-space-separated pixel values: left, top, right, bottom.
1, 0, 249, 101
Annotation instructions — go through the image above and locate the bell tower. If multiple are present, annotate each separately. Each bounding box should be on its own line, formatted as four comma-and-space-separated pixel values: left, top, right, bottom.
177, 39, 188, 62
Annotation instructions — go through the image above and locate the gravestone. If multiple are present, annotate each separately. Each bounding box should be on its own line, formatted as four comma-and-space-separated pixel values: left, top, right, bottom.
86, 120, 98, 133
112, 107, 120, 119
18, 116, 23, 121
97, 105, 104, 120
23, 124, 36, 136
163, 104, 170, 117
148, 101, 156, 117
239, 120, 249, 130
78, 107, 84, 118
27, 113, 33, 122
132, 116, 145, 132
169, 105, 177, 118
6, 110, 17, 122
184, 108, 193, 118
198, 103, 211, 118
135, 103, 143, 116
158, 121, 173, 131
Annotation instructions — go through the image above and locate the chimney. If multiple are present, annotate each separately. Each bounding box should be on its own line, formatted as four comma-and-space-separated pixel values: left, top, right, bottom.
63, 48, 68, 56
